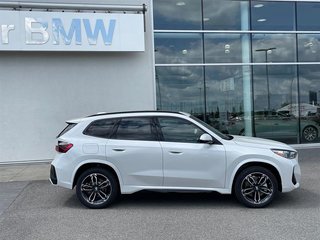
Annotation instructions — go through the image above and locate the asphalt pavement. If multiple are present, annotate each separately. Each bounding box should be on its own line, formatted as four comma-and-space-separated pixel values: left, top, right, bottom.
0, 149, 319, 240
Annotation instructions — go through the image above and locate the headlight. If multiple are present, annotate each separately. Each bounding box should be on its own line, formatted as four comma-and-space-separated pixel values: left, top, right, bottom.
271, 149, 297, 159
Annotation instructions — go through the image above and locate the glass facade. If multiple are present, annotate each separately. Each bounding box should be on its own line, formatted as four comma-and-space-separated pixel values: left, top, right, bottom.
153, 0, 320, 144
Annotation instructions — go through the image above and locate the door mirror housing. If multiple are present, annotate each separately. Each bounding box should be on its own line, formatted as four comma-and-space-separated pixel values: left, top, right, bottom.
199, 133, 214, 144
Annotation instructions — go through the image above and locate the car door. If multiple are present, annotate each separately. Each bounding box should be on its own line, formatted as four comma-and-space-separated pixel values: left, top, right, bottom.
157, 116, 226, 189
105, 117, 163, 187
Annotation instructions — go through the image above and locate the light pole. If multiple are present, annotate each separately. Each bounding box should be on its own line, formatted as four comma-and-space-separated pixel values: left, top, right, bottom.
255, 47, 276, 111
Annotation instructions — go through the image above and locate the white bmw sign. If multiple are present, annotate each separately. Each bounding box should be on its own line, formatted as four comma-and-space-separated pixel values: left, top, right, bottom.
0, 10, 145, 51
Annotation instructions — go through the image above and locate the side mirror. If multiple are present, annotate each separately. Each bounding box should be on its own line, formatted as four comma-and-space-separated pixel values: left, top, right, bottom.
199, 133, 214, 144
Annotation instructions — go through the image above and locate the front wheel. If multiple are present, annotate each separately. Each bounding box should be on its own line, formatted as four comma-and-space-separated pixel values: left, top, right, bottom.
76, 168, 119, 209
234, 166, 278, 208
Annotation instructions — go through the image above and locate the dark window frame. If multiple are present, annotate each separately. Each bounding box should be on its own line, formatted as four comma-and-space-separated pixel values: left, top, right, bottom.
83, 118, 119, 139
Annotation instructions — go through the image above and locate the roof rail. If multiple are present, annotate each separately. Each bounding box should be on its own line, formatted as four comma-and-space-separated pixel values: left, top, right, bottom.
86, 110, 184, 118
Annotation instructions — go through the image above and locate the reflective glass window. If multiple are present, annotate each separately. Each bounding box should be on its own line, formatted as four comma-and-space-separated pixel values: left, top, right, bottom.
253, 65, 298, 144
297, 3, 320, 31
298, 65, 320, 143
203, 0, 248, 30
298, 34, 320, 62
155, 33, 203, 64
251, 1, 295, 31
205, 66, 252, 136
252, 34, 296, 63
153, 0, 202, 30
158, 117, 205, 143
204, 34, 250, 63
156, 66, 204, 118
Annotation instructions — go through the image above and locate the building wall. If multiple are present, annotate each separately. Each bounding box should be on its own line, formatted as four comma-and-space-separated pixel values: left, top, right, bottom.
0, 0, 155, 163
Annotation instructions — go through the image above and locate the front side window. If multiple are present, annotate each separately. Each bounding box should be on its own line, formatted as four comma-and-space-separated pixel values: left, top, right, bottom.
113, 118, 156, 141
158, 117, 205, 143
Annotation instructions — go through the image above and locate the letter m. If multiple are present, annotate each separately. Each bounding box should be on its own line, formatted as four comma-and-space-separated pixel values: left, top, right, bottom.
52, 18, 81, 45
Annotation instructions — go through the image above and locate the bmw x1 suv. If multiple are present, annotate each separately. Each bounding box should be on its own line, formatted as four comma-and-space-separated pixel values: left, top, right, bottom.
50, 111, 301, 208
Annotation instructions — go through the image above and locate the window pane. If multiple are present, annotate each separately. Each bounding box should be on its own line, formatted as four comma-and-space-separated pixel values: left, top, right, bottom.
158, 117, 205, 143
251, 1, 295, 31
253, 65, 298, 144
297, 3, 320, 31
205, 66, 253, 136
114, 118, 155, 141
153, 0, 202, 30
252, 34, 296, 63
298, 65, 320, 143
155, 33, 203, 64
204, 34, 250, 63
298, 34, 320, 62
84, 119, 116, 138
156, 66, 205, 119
203, 0, 248, 30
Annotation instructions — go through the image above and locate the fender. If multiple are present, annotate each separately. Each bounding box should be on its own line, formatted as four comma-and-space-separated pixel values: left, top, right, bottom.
226, 158, 282, 191
72, 159, 124, 190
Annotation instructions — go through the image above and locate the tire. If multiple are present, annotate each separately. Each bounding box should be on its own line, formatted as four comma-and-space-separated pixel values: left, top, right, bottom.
76, 168, 119, 209
234, 166, 278, 208
302, 126, 318, 142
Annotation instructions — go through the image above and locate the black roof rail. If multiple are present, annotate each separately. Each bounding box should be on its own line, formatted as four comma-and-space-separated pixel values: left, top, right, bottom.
86, 110, 186, 118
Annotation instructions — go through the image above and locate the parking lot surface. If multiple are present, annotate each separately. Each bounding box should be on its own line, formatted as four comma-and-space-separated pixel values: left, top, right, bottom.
0, 149, 319, 240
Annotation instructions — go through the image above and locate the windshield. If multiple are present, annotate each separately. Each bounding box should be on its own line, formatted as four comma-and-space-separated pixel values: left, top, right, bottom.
190, 115, 232, 140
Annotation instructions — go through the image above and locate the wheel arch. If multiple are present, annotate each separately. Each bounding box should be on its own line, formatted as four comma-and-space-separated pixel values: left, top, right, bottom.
231, 161, 282, 193
72, 161, 123, 190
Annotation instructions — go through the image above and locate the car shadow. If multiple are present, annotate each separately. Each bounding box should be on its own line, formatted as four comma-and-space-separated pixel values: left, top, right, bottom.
63, 187, 319, 210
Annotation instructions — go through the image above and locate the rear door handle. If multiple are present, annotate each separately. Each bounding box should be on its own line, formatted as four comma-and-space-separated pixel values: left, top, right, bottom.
112, 148, 125, 152
169, 151, 182, 155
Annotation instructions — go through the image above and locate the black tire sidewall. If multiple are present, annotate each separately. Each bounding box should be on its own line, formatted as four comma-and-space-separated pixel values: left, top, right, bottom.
302, 126, 318, 142
76, 168, 119, 209
234, 166, 278, 208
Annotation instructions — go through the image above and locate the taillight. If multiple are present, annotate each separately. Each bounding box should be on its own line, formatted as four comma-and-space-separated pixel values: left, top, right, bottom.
55, 141, 73, 153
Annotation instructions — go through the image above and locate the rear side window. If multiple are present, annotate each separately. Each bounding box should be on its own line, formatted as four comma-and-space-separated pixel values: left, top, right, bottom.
84, 119, 117, 138
112, 117, 157, 141
57, 123, 77, 138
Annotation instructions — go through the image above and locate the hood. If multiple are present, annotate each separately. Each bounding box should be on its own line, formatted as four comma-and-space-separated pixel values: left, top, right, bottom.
231, 135, 295, 151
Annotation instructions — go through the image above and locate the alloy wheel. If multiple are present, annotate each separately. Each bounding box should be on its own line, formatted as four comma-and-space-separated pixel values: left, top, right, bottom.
80, 173, 112, 205
240, 172, 274, 205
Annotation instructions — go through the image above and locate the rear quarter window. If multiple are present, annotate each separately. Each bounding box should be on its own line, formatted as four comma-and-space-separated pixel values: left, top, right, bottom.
83, 118, 117, 138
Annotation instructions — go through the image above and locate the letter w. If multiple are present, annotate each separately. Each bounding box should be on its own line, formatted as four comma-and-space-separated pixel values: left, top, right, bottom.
83, 19, 116, 45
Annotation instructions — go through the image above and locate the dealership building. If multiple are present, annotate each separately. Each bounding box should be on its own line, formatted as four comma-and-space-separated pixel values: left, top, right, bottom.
1, 0, 320, 163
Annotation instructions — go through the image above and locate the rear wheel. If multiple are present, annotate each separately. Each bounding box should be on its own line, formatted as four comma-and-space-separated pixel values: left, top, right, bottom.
302, 126, 318, 142
76, 168, 119, 209
234, 166, 278, 208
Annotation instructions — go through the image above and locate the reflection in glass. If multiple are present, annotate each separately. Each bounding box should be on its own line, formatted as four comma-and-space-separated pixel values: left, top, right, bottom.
155, 33, 203, 64
153, 0, 202, 30
205, 66, 251, 135
298, 65, 320, 143
156, 66, 204, 118
252, 34, 296, 63
253, 65, 299, 144
203, 0, 248, 30
297, 2, 320, 31
204, 34, 249, 63
251, 1, 295, 31
298, 34, 320, 62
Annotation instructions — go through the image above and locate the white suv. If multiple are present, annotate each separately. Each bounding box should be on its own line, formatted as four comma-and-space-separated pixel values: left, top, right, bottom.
50, 111, 301, 208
